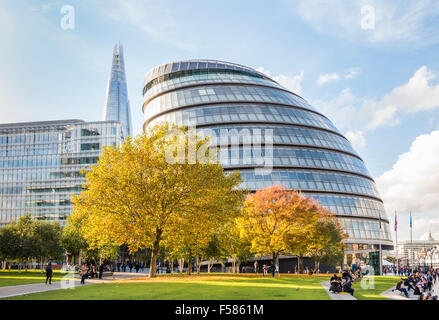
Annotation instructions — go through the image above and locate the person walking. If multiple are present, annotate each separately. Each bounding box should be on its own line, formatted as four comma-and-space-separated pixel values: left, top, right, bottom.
45, 261, 53, 285
270, 262, 275, 277
99, 263, 104, 279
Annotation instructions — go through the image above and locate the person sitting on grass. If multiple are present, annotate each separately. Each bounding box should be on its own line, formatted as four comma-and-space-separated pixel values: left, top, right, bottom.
342, 277, 355, 296
394, 280, 410, 298
329, 274, 342, 293
80, 264, 89, 285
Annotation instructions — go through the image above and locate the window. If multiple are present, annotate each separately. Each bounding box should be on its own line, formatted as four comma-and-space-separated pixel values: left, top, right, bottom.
81, 129, 100, 136
80, 143, 100, 151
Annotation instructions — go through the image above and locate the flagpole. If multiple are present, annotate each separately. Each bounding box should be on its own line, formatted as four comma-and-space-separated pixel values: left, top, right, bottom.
410, 211, 413, 272
378, 210, 382, 276
395, 211, 398, 276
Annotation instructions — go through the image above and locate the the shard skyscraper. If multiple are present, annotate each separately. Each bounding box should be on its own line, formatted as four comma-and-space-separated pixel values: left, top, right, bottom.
103, 43, 132, 138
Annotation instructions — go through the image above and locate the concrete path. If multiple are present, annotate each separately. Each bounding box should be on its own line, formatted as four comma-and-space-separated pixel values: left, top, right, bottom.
321, 280, 357, 300
0, 272, 146, 299
381, 279, 439, 300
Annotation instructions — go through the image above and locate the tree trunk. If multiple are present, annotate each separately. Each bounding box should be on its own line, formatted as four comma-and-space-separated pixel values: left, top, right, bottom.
178, 259, 184, 273
149, 235, 161, 278
299, 253, 304, 274
186, 252, 193, 275
207, 260, 212, 273
232, 258, 236, 274
236, 261, 241, 274
196, 256, 201, 275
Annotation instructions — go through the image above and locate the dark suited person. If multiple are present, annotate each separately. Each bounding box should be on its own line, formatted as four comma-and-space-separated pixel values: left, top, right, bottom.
45, 261, 53, 285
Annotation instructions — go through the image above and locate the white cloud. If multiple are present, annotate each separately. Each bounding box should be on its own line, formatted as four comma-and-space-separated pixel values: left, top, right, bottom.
286, 0, 439, 48
345, 68, 360, 79
376, 130, 439, 215
345, 130, 366, 149
315, 66, 439, 134
256, 67, 304, 95
317, 73, 339, 85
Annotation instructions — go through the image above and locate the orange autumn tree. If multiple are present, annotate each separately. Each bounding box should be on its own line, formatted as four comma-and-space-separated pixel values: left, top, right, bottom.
71, 123, 242, 278
239, 185, 344, 270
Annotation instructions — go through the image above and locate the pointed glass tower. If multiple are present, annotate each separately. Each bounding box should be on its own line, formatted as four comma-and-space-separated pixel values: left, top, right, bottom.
104, 43, 132, 138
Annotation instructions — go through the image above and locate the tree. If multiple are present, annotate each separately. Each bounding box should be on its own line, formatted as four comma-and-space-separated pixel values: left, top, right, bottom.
0, 215, 64, 272
62, 215, 88, 265
31, 221, 64, 272
218, 219, 252, 274
72, 124, 243, 277
239, 185, 340, 273
165, 163, 243, 275
307, 218, 347, 272
0, 224, 20, 270
203, 237, 222, 273
239, 186, 314, 264
14, 215, 35, 270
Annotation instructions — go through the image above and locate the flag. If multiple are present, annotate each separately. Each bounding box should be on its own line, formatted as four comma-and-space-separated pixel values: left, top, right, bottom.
394, 213, 397, 231
410, 212, 412, 229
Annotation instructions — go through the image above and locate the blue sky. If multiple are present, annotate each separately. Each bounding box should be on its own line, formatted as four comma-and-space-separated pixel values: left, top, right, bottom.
1, 0, 439, 241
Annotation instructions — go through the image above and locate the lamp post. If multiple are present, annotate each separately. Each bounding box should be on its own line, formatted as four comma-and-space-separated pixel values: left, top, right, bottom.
378, 210, 383, 276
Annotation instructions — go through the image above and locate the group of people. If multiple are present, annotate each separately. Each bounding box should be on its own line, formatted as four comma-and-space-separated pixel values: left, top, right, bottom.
78, 262, 113, 284
116, 261, 143, 273
329, 270, 360, 296
253, 261, 280, 277
394, 268, 438, 300
384, 265, 436, 277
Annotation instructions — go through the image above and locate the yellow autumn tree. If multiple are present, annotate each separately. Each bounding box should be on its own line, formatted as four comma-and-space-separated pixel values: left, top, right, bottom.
165, 161, 243, 275
239, 185, 338, 266
71, 123, 242, 277
307, 216, 347, 272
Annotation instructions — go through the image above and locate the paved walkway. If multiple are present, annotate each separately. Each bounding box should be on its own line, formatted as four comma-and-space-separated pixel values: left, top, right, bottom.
381, 279, 439, 300
0, 272, 146, 299
321, 280, 357, 300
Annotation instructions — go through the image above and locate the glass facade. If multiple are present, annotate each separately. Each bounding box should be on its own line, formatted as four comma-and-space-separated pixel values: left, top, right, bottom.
0, 120, 122, 226
143, 59, 393, 256
103, 43, 132, 138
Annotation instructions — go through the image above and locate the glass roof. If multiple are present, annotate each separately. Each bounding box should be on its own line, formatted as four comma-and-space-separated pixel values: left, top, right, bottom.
145, 59, 270, 85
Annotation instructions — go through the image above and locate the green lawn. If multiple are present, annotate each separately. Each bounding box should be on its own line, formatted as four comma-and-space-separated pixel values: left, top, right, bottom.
0, 269, 70, 287
352, 276, 399, 300
3, 274, 332, 300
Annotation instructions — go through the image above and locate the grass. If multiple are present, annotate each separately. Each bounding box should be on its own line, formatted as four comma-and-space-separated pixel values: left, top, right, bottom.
0, 269, 71, 287
352, 276, 400, 300
3, 274, 332, 300
1, 272, 400, 300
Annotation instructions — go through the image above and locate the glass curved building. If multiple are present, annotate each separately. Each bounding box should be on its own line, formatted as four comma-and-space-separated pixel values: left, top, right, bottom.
142, 59, 393, 269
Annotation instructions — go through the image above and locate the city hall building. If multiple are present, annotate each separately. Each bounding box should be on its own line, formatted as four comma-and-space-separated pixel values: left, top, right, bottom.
142, 59, 393, 271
